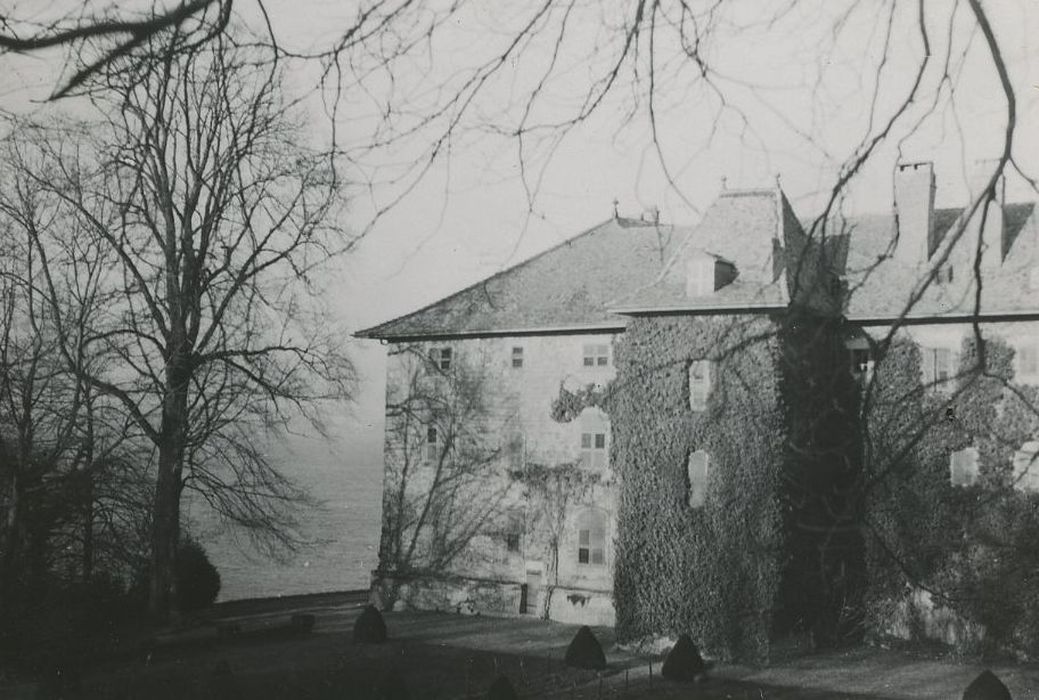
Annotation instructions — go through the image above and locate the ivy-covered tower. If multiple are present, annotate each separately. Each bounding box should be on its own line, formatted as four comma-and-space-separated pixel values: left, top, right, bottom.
606, 187, 860, 662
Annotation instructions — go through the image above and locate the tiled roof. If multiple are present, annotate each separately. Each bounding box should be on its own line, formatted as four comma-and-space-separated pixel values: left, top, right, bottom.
357, 188, 1039, 341
610, 188, 830, 315
355, 217, 685, 340
833, 202, 1039, 322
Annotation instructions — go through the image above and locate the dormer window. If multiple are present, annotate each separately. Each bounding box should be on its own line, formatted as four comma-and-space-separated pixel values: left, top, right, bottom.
685, 252, 736, 298
685, 257, 716, 297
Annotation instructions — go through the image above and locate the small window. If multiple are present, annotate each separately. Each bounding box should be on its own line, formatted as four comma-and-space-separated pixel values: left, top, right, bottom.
580, 432, 607, 469
511, 346, 524, 369
576, 511, 606, 567
687, 450, 709, 508
950, 447, 979, 487
920, 347, 953, 388
425, 426, 439, 461
430, 347, 452, 371
582, 343, 609, 368
1013, 442, 1039, 492
851, 348, 873, 380
689, 360, 711, 411
935, 264, 954, 285
506, 432, 525, 469
505, 533, 521, 552
1018, 345, 1038, 378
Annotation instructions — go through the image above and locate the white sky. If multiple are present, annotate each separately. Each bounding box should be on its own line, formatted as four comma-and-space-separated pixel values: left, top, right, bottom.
2, 0, 1038, 552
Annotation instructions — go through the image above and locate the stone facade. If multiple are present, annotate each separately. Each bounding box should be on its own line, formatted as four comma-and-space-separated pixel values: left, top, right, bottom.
373, 334, 621, 625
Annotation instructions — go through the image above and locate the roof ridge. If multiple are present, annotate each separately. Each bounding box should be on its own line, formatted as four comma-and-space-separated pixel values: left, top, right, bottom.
355, 217, 671, 338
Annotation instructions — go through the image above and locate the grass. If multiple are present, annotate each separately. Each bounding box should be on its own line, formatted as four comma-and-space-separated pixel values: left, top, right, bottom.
5, 600, 1039, 699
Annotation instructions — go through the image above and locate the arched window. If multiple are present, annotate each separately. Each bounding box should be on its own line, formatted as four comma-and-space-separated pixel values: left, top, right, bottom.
950, 447, 979, 487
689, 360, 711, 411
687, 450, 709, 508
575, 510, 606, 567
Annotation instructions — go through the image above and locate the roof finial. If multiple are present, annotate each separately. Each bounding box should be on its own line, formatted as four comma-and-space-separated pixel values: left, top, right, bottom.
720, 176, 728, 191
612, 197, 619, 219
775, 173, 782, 189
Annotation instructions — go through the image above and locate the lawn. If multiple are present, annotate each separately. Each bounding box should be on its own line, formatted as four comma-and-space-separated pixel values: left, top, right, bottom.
4, 598, 1039, 699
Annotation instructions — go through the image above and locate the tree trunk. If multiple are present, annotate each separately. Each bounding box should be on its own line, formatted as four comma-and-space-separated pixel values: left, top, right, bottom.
0, 469, 21, 616
147, 359, 190, 624
82, 474, 94, 583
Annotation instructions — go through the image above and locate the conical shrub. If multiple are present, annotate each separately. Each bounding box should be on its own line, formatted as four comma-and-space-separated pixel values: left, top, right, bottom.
564, 625, 606, 670
661, 634, 707, 682
486, 673, 518, 700
963, 670, 1011, 700
354, 604, 388, 643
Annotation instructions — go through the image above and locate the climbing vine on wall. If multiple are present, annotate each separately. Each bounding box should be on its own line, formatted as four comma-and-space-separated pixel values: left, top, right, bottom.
610, 314, 787, 663
550, 382, 608, 423
863, 334, 1039, 658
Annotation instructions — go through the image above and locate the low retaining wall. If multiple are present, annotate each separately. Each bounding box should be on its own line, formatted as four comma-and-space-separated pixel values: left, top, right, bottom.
371, 572, 615, 626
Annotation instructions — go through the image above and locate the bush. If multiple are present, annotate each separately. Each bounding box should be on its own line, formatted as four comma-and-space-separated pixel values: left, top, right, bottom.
354, 605, 388, 643
661, 634, 707, 682
486, 674, 518, 700
564, 626, 606, 670
175, 539, 221, 612
962, 670, 1011, 700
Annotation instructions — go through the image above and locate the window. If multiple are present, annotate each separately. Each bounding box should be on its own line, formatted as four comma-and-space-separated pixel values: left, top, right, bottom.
506, 432, 526, 470
935, 264, 954, 285
920, 347, 952, 387
579, 411, 608, 469
580, 432, 607, 469
582, 343, 609, 368
576, 511, 606, 566
1013, 442, 1039, 492
950, 447, 979, 487
1018, 345, 1038, 378
689, 360, 711, 411
511, 346, 524, 369
425, 426, 439, 461
505, 533, 521, 552
430, 347, 452, 371
850, 349, 873, 381
687, 450, 710, 508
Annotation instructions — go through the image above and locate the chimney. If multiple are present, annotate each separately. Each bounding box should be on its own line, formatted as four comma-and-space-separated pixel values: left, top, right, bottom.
893, 162, 936, 266
968, 159, 1006, 266
642, 206, 660, 225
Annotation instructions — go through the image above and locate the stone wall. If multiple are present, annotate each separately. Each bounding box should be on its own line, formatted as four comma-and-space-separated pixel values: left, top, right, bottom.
375, 333, 621, 626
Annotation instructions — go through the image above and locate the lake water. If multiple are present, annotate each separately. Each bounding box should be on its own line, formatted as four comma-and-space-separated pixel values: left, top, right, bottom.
187, 453, 384, 601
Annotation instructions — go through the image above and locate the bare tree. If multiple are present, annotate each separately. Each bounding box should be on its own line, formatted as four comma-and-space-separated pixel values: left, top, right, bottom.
377, 345, 513, 603
2, 32, 352, 622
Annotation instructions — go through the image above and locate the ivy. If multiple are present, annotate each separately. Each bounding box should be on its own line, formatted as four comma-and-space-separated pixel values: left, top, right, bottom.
610, 314, 787, 663
863, 334, 1039, 658
550, 383, 608, 423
